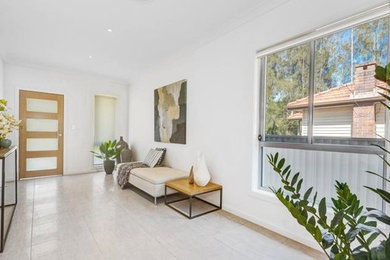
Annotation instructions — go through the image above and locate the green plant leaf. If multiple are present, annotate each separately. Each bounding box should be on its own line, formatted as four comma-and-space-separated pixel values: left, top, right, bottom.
284, 185, 295, 193
331, 210, 344, 229
352, 250, 368, 260
319, 198, 326, 219
375, 65, 387, 82
282, 165, 291, 176
291, 173, 299, 186
296, 179, 303, 193
366, 170, 390, 184
291, 194, 300, 199
303, 187, 313, 201
364, 186, 390, 204
312, 192, 318, 207
314, 227, 322, 243
274, 153, 279, 165
365, 209, 390, 226
277, 158, 285, 170
385, 237, 390, 258
355, 223, 385, 237
367, 233, 380, 247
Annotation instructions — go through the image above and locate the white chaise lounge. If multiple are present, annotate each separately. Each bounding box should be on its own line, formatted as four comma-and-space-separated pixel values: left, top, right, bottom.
129, 167, 188, 204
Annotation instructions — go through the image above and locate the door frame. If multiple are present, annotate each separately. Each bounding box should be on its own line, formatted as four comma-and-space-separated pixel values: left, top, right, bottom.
19, 90, 64, 179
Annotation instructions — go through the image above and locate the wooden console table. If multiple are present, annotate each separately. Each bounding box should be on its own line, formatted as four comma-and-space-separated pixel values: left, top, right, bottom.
164, 178, 222, 219
0, 146, 17, 252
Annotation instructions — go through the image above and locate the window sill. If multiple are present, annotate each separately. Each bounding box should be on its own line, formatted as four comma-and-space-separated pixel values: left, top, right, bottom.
260, 141, 384, 155
250, 188, 279, 204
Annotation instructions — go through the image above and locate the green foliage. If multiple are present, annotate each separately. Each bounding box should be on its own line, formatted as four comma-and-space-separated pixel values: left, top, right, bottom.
268, 153, 389, 259
375, 63, 390, 86
0, 99, 7, 111
90, 140, 120, 161
265, 44, 309, 136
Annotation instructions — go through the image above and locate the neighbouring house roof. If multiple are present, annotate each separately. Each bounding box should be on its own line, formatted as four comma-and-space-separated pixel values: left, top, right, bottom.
287, 111, 303, 120
286, 63, 387, 111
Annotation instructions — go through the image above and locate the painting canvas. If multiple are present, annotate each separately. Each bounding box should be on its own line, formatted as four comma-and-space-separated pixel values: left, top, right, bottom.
154, 80, 187, 144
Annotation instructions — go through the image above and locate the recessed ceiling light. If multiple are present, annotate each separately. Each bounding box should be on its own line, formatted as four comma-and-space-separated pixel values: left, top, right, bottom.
107, 29, 113, 33
88, 55, 93, 59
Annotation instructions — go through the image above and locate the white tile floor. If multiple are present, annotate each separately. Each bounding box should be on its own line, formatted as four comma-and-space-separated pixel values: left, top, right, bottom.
0, 172, 325, 260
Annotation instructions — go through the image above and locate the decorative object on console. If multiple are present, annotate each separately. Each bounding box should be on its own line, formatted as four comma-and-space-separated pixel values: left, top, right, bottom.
154, 80, 187, 144
116, 136, 129, 163
0, 99, 21, 148
120, 147, 132, 163
188, 166, 194, 184
90, 140, 120, 174
193, 153, 211, 187
143, 148, 164, 168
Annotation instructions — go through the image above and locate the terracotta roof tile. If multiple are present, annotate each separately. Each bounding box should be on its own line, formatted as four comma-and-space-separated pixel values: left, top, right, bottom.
287, 81, 387, 110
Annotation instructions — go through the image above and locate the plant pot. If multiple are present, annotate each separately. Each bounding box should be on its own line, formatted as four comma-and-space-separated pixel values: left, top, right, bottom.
0, 139, 12, 149
103, 160, 115, 175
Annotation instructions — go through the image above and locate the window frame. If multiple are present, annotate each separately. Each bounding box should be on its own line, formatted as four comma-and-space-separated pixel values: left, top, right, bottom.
258, 4, 390, 156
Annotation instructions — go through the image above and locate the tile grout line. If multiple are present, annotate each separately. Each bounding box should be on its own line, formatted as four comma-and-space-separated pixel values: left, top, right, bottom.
29, 179, 36, 260
83, 211, 105, 258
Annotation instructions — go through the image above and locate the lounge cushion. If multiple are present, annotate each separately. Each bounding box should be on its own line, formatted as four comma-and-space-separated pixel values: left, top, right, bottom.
143, 149, 164, 168
130, 167, 188, 185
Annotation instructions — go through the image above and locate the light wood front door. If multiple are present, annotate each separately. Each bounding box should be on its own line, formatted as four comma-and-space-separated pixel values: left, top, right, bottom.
19, 90, 64, 179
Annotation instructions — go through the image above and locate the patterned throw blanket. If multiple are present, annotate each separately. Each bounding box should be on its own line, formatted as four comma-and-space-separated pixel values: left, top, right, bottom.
117, 161, 148, 189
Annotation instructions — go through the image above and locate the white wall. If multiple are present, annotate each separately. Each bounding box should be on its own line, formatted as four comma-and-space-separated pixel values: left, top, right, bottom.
4, 63, 129, 175
128, 0, 387, 250
0, 56, 4, 98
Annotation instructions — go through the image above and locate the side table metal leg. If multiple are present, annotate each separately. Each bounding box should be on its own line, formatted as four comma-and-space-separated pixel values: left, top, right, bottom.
220, 189, 223, 209
189, 196, 193, 219
15, 150, 17, 205
164, 185, 167, 204
1, 157, 5, 252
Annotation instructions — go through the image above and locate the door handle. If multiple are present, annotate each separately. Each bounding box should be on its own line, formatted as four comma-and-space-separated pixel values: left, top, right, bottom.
57, 133, 62, 137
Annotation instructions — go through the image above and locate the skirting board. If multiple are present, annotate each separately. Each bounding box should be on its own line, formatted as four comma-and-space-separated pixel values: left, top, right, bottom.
222, 203, 322, 252
64, 169, 100, 175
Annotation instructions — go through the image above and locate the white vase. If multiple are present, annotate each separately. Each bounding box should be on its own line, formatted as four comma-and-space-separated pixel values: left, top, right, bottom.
194, 153, 211, 186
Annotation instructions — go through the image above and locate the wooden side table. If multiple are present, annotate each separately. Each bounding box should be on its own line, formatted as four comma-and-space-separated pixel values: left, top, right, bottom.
0, 146, 17, 252
164, 178, 222, 219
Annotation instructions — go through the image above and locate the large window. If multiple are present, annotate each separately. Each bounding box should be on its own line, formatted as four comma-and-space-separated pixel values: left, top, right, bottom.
258, 11, 390, 209
261, 16, 389, 147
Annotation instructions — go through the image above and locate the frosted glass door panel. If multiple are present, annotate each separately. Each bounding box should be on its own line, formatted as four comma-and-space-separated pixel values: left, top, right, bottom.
26, 119, 58, 132
26, 157, 57, 171
26, 138, 58, 151
27, 98, 58, 113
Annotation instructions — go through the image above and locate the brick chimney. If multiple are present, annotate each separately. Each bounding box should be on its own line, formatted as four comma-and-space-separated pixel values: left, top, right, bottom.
353, 63, 377, 95
352, 63, 377, 138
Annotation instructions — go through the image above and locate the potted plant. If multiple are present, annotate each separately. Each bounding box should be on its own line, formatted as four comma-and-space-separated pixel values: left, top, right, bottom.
264, 63, 390, 259
90, 140, 120, 174
0, 99, 21, 148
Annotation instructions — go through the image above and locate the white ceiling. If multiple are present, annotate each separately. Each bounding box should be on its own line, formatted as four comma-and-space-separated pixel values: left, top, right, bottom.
0, 0, 286, 82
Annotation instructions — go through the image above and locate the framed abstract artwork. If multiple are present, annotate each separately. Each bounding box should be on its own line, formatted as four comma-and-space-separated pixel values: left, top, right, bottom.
154, 80, 187, 144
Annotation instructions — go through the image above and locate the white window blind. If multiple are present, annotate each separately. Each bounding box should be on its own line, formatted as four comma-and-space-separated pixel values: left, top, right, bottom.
94, 95, 117, 165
